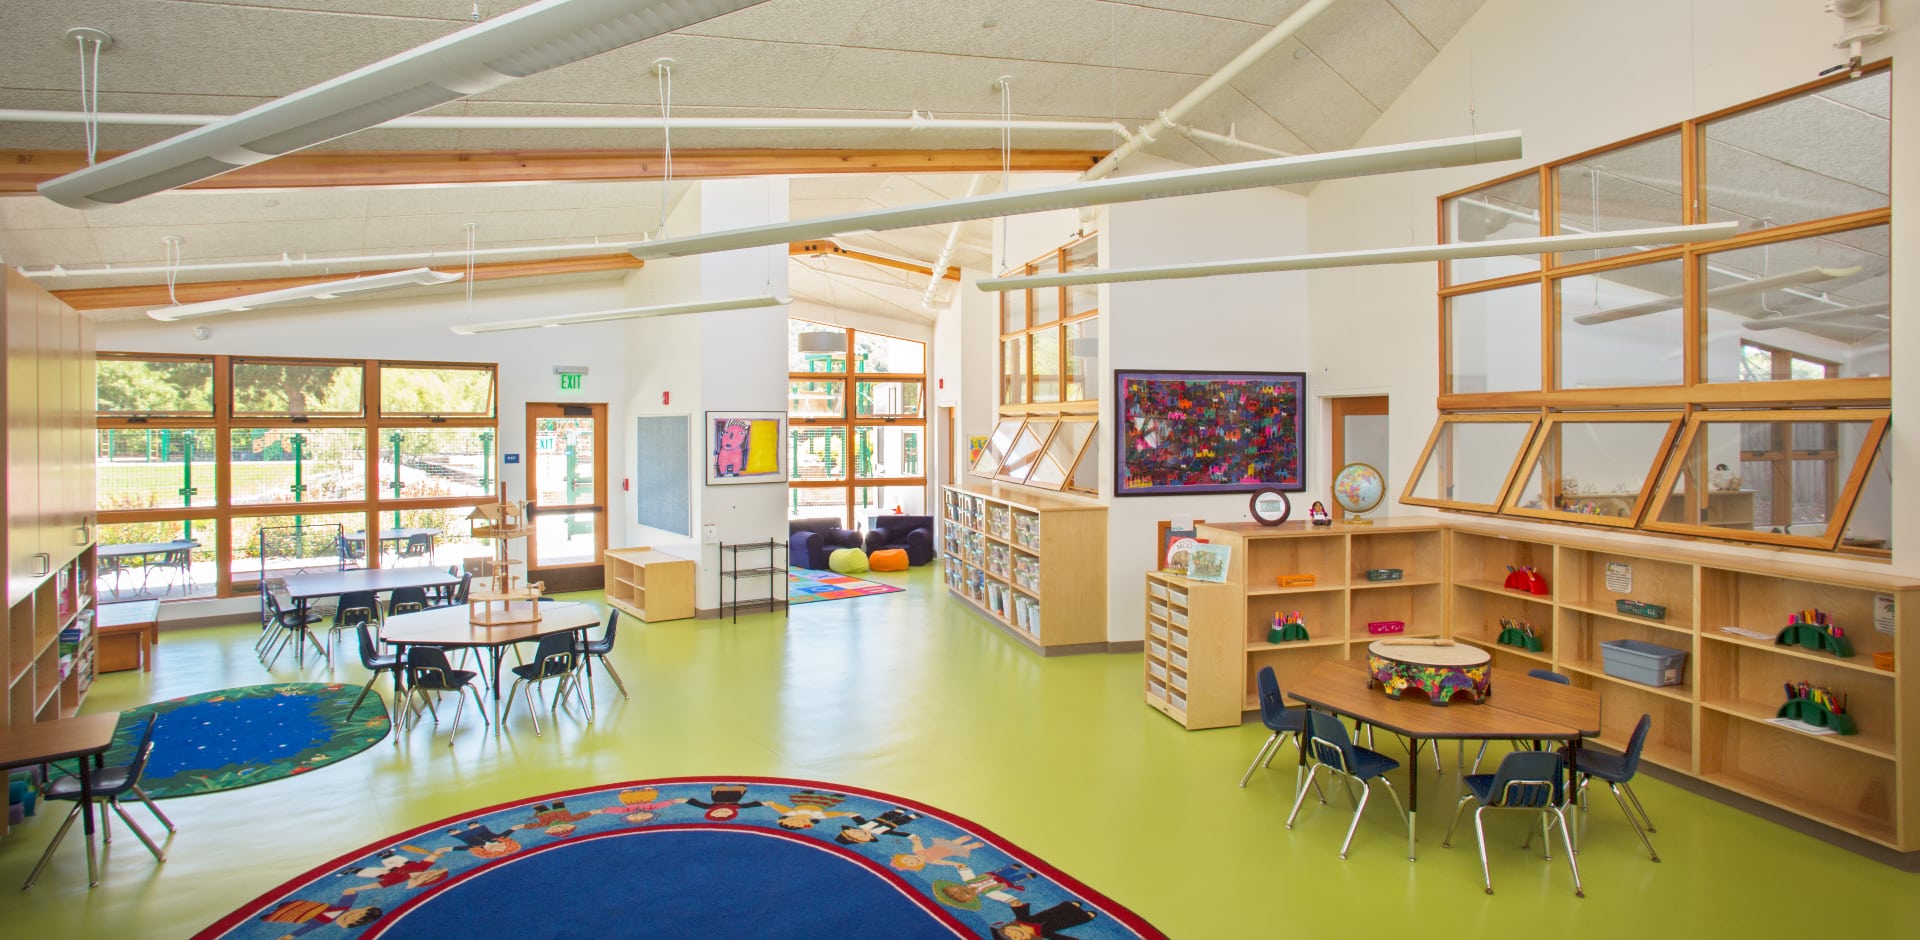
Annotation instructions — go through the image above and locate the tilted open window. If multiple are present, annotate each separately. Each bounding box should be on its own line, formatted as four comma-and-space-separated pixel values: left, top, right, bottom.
1401, 414, 1541, 513
1502, 412, 1684, 527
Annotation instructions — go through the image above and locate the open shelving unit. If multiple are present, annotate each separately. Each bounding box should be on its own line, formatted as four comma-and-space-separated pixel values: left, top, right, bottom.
1178, 517, 1920, 854
602, 547, 695, 622
940, 483, 1106, 654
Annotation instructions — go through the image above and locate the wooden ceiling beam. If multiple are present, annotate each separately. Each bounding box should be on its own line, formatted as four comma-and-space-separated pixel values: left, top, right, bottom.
0, 148, 1103, 194
789, 240, 961, 281
51, 253, 643, 311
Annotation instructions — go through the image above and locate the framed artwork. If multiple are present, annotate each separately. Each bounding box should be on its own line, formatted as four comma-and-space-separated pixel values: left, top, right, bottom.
705, 411, 787, 485
1115, 370, 1306, 496
968, 434, 988, 465
1155, 519, 1205, 571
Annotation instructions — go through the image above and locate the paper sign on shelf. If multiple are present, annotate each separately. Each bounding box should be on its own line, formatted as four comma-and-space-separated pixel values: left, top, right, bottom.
1876, 594, 1896, 635
1604, 562, 1632, 594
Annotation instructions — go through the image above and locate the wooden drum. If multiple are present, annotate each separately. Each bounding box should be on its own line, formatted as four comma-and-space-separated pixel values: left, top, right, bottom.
1366, 640, 1492, 706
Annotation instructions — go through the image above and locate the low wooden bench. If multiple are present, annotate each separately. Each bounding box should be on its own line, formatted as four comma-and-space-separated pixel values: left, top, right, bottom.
96, 600, 161, 673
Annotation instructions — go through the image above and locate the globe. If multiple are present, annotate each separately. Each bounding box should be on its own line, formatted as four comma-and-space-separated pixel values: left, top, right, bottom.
1332, 463, 1386, 519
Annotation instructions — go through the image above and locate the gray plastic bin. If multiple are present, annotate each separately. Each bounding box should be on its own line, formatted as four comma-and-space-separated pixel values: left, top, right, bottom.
1599, 639, 1688, 687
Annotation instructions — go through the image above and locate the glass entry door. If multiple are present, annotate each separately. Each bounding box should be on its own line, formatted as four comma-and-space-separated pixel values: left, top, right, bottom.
526, 403, 606, 569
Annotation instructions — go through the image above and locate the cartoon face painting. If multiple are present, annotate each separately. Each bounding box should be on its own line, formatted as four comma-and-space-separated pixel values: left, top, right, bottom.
714, 420, 751, 477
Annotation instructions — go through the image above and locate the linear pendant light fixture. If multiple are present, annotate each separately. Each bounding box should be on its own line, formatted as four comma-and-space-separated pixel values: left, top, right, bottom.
449, 294, 785, 335
1573, 263, 1866, 325
38, 0, 770, 208
148, 266, 463, 320
975, 222, 1740, 292
627, 130, 1525, 261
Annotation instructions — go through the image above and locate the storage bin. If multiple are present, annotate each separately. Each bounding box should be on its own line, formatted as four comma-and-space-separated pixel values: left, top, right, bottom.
1150, 601, 1168, 619
1169, 626, 1188, 646
1167, 589, 1188, 607
1170, 650, 1188, 670
1149, 662, 1167, 681
1170, 611, 1188, 628
1148, 583, 1167, 600
1150, 622, 1167, 640
1149, 640, 1167, 660
1600, 638, 1688, 687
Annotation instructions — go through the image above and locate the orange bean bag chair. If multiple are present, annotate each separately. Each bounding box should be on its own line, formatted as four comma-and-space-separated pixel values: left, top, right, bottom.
868, 548, 909, 572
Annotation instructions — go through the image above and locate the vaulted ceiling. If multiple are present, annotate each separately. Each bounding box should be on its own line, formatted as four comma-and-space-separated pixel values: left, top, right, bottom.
0, 0, 1485, 325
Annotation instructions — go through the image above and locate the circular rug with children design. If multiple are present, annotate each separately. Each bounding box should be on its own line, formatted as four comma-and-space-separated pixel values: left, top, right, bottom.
196, 777, 1165, 940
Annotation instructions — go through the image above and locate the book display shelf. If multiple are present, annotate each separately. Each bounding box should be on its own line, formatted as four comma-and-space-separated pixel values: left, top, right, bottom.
940, 483, 1106, 654
1182, 515, 1920, 853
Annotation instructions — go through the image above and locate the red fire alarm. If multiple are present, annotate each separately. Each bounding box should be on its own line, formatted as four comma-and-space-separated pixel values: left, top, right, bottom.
938, 378, 944, 390
662, 391, 670, 405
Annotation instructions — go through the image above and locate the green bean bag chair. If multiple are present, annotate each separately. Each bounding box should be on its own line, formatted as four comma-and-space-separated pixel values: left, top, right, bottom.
828, 547, 869, 574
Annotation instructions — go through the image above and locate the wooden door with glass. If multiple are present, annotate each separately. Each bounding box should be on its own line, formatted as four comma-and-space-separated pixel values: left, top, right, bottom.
525, 403, 607, 587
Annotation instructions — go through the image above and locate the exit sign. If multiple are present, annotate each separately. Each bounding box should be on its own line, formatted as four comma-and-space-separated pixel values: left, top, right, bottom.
558, 372, 583, 392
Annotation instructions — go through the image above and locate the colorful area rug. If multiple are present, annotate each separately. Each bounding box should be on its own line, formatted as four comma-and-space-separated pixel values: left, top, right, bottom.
198, 777, 1164, 939
789, 569, 905, 604
103, 682, 390, 799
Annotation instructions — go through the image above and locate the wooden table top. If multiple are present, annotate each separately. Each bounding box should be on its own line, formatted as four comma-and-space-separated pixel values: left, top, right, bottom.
98, 540, 197, 558
0, 713, 121, 771
1289, 660, 1599, 741
283, 566, 460, 600
96, 600, 161, 629
380, 601, 602, 647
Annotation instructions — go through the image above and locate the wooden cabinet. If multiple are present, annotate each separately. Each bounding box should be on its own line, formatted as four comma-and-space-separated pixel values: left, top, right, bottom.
939, 483, 1107, 653
602, 547, 696, 622
3, 270, 98, 735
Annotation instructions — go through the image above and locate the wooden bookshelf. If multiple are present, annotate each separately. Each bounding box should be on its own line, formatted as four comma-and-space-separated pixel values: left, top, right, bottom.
1143, 572, 1241, 729
940, 483, 1106, 654
602, 547, 696, 622
1180, 517, 1920, 853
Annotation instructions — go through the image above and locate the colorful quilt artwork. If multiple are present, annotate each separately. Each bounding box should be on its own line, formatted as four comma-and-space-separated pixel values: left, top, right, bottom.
1115, 371, 1306, 496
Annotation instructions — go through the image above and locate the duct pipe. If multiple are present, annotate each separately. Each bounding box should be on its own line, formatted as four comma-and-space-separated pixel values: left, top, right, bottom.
0, 108, 1126, 136
1082, 0, 1339, 180
921, 174, 988, 310
1174, 124, 1295, 160
17, 238, 639, 280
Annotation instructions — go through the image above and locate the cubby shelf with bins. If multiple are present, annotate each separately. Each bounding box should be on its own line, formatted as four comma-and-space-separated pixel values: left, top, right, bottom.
1446, 520, 1918, 850
602, 547, 696, 622
6, 548, 97, 732
1190, 519, 1448, 716
940, 483, 1106, 654
1143, 572, 1241, 729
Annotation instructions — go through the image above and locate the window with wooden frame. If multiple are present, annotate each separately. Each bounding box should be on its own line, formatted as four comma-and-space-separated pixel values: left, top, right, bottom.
1644, 410, 1887, 550
1423, 67, 1892, 554
998, 233, 1100, 412
1437, 66, 1889, 410
971, 416, 1024, 478
1501, 412, 1683, 527
1401, 413, 1541, 513
95, 356, 500, 601
786, 319, 927, 525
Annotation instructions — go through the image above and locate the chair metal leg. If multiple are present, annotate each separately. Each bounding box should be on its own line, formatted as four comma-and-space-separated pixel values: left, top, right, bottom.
598, 657, 629, 699
1553, 806, 1586, 896
1473, 805, 1494, 894
23, 804, 85, 890
1239, 733, 1282, 788
1373, 776, 1410, 861
1285, 764, 1323, 829
1442, 794, 1475, 848
524, 681, 543, 736
1621, 781, 1657, 832
132, 786, 175, 833
1338, 780, 1372, 859
469, 685, 491, 726
1611, 783, 1661, 861
110, 801, 166, 862
1263, 731, 1297, 770
100, 799, 112, 844
501, 679, 521, 725
447, 691, 468, 743
348, 675, 383, 720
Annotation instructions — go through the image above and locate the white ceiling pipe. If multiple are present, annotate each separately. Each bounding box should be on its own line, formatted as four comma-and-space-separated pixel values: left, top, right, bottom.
921, 174, 988, 310
0, 108, 1127, 136
17, 237, 656, 280
1175, 124, 1295, 159
1082, 0, 1340, 181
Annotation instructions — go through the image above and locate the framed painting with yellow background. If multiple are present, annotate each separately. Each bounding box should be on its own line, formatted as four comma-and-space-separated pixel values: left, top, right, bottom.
706, 411, 787, 485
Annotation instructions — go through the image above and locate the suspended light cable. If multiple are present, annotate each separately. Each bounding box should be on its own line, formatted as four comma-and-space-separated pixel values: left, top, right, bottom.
68, 28, 112, 166
655, 59, 675, 237
162, 235, 183, 306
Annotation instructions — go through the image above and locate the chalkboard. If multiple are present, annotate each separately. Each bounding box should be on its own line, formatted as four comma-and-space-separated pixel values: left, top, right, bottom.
635, 415, 690, 536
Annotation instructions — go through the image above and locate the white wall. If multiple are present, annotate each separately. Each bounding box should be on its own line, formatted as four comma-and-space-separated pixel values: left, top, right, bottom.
1307, 0, 1920, 574
1099, 160, 1312, 641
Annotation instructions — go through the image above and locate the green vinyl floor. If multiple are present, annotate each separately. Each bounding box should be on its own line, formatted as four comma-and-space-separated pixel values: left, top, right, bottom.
3, 563, 1916, 935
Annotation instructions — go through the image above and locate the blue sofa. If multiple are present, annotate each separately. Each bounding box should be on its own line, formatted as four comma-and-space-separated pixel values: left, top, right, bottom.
789, 518, 863, 570
863, 515, 935, 566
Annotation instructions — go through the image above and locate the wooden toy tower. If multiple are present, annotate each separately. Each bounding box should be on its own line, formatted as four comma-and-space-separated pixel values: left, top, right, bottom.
465, 483, 543, 625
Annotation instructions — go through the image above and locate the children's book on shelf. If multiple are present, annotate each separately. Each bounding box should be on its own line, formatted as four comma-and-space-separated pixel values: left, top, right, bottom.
1186, 543, 1232, 583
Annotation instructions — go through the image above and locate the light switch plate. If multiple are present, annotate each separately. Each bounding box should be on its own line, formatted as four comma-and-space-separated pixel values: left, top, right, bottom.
702, 523, 720, 544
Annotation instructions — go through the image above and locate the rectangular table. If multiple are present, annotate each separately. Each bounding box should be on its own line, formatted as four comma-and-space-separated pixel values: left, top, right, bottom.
282, 566, 461, 610
96, 600, 162, 673
98, 540, 199, 598
1287, 659, 1600, 861
343, 528, 441, 564
0, 713, 122, 888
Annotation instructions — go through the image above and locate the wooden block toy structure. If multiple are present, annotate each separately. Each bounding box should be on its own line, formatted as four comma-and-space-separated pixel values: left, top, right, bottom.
465, 492, 544, 625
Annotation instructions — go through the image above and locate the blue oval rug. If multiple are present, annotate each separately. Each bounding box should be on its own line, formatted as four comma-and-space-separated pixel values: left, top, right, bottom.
198, 777, 1165, 939
106, 682, 391, 798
